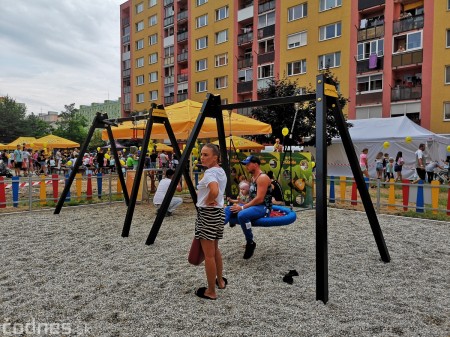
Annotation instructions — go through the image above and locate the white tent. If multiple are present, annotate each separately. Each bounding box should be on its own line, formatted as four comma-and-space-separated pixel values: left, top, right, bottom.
308, 116, 449, 179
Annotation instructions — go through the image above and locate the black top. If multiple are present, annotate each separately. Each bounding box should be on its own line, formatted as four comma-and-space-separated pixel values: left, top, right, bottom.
271, 179, 283, 203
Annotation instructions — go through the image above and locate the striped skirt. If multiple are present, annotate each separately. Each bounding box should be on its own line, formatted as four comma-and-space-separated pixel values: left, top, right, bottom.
195, 207, 225, 241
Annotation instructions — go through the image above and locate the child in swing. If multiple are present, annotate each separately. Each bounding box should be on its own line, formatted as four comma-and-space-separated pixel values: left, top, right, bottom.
227, 181, 250, 204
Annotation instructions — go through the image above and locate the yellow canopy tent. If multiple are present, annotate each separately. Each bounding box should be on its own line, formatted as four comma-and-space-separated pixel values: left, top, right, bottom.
154, 143, 173, 152
3, 137, 38, 150
212, 136, 264, 151
34, 135, 80, 149
102, 99, 272, 140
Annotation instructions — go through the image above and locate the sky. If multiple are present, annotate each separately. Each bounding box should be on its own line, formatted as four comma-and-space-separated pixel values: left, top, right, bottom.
0, 0, 125, 115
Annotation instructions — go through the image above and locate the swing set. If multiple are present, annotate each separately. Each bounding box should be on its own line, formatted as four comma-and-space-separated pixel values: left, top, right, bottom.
54, 74, 390, 304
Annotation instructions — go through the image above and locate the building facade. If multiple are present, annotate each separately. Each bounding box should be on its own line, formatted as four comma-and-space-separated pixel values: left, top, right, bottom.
78, 98, 122, 123
120, 0, 449, 133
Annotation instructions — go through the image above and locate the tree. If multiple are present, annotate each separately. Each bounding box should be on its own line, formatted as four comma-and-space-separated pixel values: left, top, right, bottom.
53, 104, 88, 145
0, 96, 27, 143
23, 113, 53, 138
89, 130, 106, 151
251, 71, 350, 147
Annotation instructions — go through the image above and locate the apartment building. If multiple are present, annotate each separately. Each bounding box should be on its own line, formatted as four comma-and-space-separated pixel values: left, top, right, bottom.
119, 0, 449, 134
78, 98, 122, 123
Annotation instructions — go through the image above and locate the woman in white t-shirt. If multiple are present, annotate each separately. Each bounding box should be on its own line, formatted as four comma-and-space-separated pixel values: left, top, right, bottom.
194, 143, 227, 300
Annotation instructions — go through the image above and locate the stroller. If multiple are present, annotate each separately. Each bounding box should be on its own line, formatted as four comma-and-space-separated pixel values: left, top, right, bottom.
0, 160, 13, 178
436, 168, 449, 185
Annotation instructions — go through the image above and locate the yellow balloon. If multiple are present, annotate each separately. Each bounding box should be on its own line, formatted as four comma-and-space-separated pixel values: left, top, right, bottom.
66, 161, 72, 166
97, 147, 100, 151
123, 149, 126, 152
236, 149, 240, 153
120, 160, 125, 165
405, 136, 412, 143
192, 148, 198, 156
282, 127, 289, 136
104, 154, 110, 159
108, 147, 111, 151
383, 141, 390, 149
311, 161, 315, 168
139, 146, 142, 150
194, 160, 198, 164
447, 145, 450, 152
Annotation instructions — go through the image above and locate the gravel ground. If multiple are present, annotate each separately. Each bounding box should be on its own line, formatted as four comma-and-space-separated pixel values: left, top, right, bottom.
0, 202, 449, 337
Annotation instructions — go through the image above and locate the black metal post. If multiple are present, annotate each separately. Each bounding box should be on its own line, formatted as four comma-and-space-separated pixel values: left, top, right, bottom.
106, 125, 129, 205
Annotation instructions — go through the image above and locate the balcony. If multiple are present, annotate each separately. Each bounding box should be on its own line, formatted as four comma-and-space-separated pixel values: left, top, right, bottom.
257, 25, 275, 39
258, 0, 275, 14
391, 86, 422, 102
357, 56, 384, 73
177, 93, 188, 101
177, 10, 188, 22
355, 91, 383, 105
238, 4, 253, 22
237, 81, 253, 93
177, 73, 188, 83
123, 86, 131, 94
392, 50, 423, 68
177, 51, 188, 63
257, 78, 272, 90
237, 57, 253, 70
123, 103, 131, 112
357, 24, 384, 42
164, 0, 174, 6
393, 14, 424, 34
164, 76, 174, 85
164, 15, 174, 27
257, 51, 274, 64
122, 35, 130, 43
177, 31, 188, 42
358, 0, 385, 11
164, 56, 174, 67
122, 69, 131, 78
164, 95, 175, 105
237, 107, 253, 116
238, 31, 253, 46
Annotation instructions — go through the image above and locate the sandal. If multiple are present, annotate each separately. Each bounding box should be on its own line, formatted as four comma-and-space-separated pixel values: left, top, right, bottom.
195, 287, 216, 300
215, 277, 228, 289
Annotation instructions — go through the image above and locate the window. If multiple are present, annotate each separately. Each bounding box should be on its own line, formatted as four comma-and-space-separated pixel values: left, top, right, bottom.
149, 33, 158, 45
288, 3, 307, 22
215, 30, 228, 44
446, 66, 450, 84
320, 0, 341, 11
164, 46, 174, 57
136, 3, 144, 13
196, 14, 208, 28
136, 21, 144, 32
136, 57, 144, 68
215, 53, 228, 67
258, 12, 275, 28
196, 80, 207, 92
136, 75, 145, 85
197, 0, 207, 5
136, 93, 145, 103
238, 68, 253, 82
136, 39, 144, 50
196, 36, 208, 50
287, 59, 307, 76
259, 39, 275, 53
150, 90, 158, 101
446, 29, 450, 48
357, 39, 384, 60
394, 32, 422, 52
149, 14, 157, 26
178, 82, 188, 94
164, 85, 174, 97
149, 52, 158, 64
150, 71, 158, 82
357, 74, 383, 93
196, 58, 207, 71
319, 22, 341, 41
318, 52, 341, 69
287, 31, 307, 49
444, 102, 450, 120
258, 64, 274, 79
216, 6, 229, 21
215, 76, 228, 89
149, 0, 157, 7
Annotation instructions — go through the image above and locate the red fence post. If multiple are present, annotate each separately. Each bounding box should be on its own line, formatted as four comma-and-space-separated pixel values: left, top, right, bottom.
447, 183, 450, 216
87, 174, 92, 200
351, 180, 357, 205
402, 179, 409, 211
52, 174, 58, 203
0, 177, 6, 208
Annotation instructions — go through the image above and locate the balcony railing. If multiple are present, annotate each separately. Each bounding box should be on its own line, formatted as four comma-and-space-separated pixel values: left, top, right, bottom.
164, 0, 174, 6
393, 14, 424, 34
164, 56, 174, 66
123, 86, 131, 94
237, 107, 254, 116
122, 35, 130, 43
237, 57, 253, 69
257, 78, 272, 90
177, 73, 188, 83
123, 103, 131, 112
164, 15, 174, 27
257, 24, 275, 39
237, 81, 253, 93
164, 76, 174, 85
122, 69, 131, 77
240, 1, 254, 10
357, 56, 384, 73
391, 86, 422, 102
392, 50, 423, 67
177, 51, 188, 62
177, 10, 188, 22
177, 93, 188, 101
358, 0, 385, 11
177, 31, 188, 42
258, 0, 275, 14
257, 51, 274, 64
238, 31, 253, 45
357, 24, 384, 42
355, 91, 383, 105
164, 95, 175, 105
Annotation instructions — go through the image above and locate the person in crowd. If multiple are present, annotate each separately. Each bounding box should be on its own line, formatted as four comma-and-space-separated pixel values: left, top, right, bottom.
13, 144, 23, 177
21, 145, 30, 176
159, 151, 168, 168
126, 154, 134, 170
150, 151, 158, 168
412, 143, 426, 183
96, 148, 105, 174
194, 143, 227, 300
267, 170, 284, 205
153, 168, 183, 216
394, 151, 404, 182
382, 153, 390, 182
273, 138, 283, 152
227, 181, 250, 205
359, 148, 370, 180
425, 160, 444, 183
385, 157, 395, 182
375, 151, 384, 181
229, 155, 272, 260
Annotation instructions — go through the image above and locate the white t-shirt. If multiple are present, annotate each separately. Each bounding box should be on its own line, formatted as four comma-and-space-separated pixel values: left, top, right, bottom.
415, 149, 424, 168
196, 167, 227, 208
153, 178, 172, 204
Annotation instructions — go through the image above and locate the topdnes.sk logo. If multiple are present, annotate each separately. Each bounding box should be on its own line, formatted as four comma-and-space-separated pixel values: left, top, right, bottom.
1, 318, 90, 335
